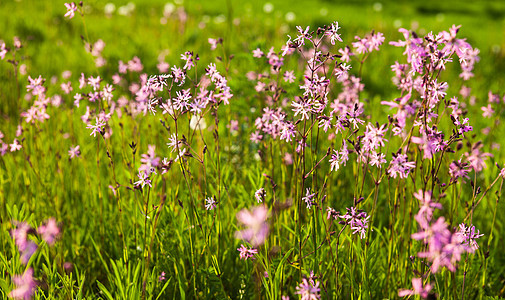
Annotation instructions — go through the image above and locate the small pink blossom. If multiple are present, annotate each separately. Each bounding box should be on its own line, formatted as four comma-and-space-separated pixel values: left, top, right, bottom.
208, 38, 221, 50
340, 207, 370, 239
11, 222, 37, 264
464, 142, 492, 172
413, 190, 442, 229
283, 153, 293, 165
64, 2, 78, 19
9, 268, 37, 300
205, 197, 216, 210
68, 145, 80, 159
128, 56, 143, 73
86, 117, 106, 137
455, 223, 483, 252
237, 244, 258, 260
338, 46, 354, 63
10, 139, 22, 152
139, 145, 160, 175
1, 42, 8, 60
481, 104, 494, 118
326, 21, 342, 45
283, 70, 295, 83
235, 205, 269, 246
11, 223, 32, 253
227, 119, 239, 133
26, 75, 45, 96
254, 188, 266, 203
157, 61, 169, 73
398, 278, 432, 298
302, 188, 316, 209
20, 242, 38, 265
252, 48, 264, 58
87, 76, 101, 91
118, 60, 128, 74
295, 278, 320, 300
388, 153, 415, 179
0, 142, 8, 156
37, 218, 60, 245
449, 159, 470, 181
134, 171, 152, 189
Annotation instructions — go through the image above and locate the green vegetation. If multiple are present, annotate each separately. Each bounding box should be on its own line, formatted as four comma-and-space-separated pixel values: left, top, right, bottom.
0, 0, 504, 299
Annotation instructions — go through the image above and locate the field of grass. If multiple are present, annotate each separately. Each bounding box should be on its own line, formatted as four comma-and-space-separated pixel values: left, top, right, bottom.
1, 0, 505, 299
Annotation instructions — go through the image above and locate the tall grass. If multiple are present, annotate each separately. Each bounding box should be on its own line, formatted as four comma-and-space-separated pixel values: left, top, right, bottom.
1, 1, 504, 299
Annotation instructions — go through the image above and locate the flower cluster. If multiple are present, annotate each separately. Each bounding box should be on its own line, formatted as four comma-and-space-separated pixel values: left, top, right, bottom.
403, 189, 483, 297
9, 219, 60, 299
454, 223, 483, 252
1, 10, 500, 298
339, 207, 370, 239
295, 278, 320, 300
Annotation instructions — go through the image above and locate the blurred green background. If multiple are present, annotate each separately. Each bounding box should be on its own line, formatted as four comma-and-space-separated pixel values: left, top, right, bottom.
1, 0, 504, 90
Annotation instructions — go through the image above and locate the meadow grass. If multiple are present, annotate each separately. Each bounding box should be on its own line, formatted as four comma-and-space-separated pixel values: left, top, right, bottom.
1, 0, 505, 299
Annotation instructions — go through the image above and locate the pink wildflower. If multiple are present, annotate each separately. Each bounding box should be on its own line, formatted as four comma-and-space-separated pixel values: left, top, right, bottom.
481, 104, 494, 118
412, 217, 469, 273
61, 82, 72, 94
86, 117, 106, 137
326, 207, 339, 220
11, 222, 37, 264
326, 21, 342, 45
340, 207, 370, 239
388, 153, 415, 179
208, 38, 220, 50
158, 272, 166, 282
10, 139, 22, 152
9, 268, 37, 300
283, 70, 295, 83
329, 149, 340, 172
464, 142, 492, 172
362, 123, 388, 152
68, 145, 80, 159
134, 171, 152, 189
398, 278, 432, 298
413, 190, 442, 229
128, 56, 143, 72
237, 244, 258, 260
26, 75, 45, 96
139, 145, 160, 175
295, 278, 320, 300
448, 159, 470, 181
302, 188, 316, 209
227, 119, 239, 133
37, 218, 60, 245
64, 2, 78, 19
235, 205, 269, 246
254, 188, 266, 203
338, 46, 354, 63
0, 42, 7, 60
455, 223, 483, 252
205, 197, 216, 210
252, 48, 264, 58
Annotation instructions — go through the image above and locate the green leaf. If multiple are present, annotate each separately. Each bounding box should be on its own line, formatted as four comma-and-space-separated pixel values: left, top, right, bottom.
97, 281, 114, 300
